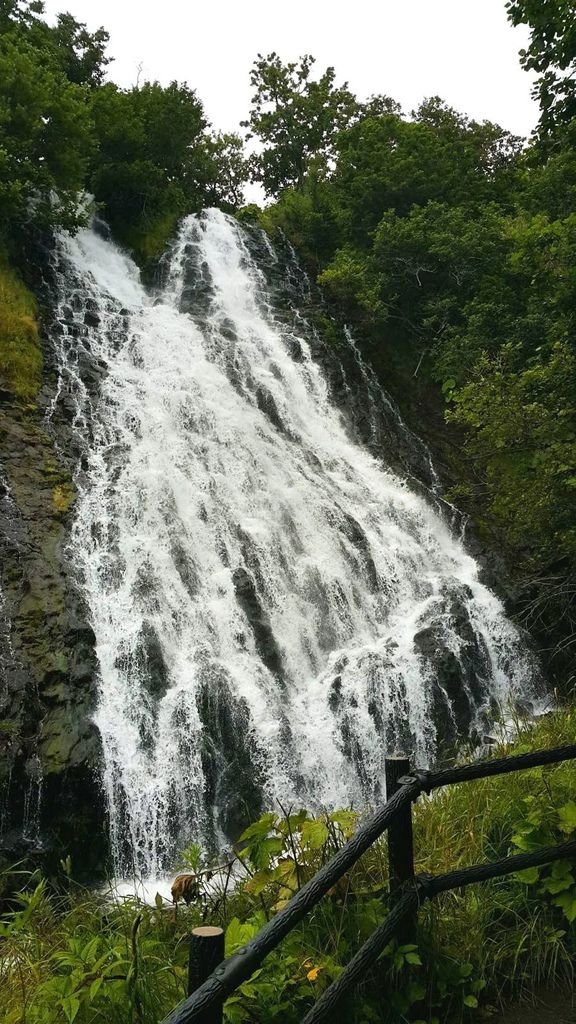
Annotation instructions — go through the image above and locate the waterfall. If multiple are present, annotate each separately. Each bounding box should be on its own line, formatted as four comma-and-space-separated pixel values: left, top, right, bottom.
49, 209, 537, 878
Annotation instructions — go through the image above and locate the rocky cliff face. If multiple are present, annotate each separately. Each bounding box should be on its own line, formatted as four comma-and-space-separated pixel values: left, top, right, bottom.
0, 247, 105, 879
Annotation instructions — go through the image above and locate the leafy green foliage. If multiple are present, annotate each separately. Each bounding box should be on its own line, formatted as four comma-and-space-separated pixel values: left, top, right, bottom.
447, 343, 576, 564
512, 793, 576, 922
38, 11, 111, 87
332, 98, 521, 242
205, 132, 250, 209
506, 0, 576, 144
0, 0, 247, 262
242, 53, 360, 197
0, 0, 110, 88
88, 80, 207, 252
0, 882, 189, 1024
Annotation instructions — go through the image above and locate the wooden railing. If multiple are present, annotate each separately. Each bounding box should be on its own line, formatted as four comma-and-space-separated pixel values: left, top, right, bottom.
161, 743, 576, 1024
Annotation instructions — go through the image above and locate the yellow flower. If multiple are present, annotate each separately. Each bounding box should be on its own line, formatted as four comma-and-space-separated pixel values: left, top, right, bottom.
306, 967, 321, 982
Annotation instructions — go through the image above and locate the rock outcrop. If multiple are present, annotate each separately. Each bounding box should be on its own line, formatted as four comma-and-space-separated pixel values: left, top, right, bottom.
0, 256, 105, 879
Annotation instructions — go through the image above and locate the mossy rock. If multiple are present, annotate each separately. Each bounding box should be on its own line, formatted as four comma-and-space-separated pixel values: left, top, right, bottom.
39, 710, 85, 770
52, 482, 76, 515
0, 252, 42, 401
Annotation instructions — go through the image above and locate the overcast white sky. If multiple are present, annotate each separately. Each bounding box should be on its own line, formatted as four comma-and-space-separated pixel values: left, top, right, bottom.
43, 0, 537, 141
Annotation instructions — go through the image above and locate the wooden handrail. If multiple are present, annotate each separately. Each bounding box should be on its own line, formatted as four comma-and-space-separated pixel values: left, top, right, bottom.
161, 742, 576, 1024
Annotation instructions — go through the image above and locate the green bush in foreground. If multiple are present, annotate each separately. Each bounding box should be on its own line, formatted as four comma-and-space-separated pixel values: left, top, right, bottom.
1, 708, 575, 1023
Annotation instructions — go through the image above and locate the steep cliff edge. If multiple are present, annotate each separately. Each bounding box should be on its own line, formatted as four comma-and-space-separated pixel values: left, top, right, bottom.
0, 251, 105, 878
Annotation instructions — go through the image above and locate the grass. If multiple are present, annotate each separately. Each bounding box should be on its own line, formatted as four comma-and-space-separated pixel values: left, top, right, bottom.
0, 252, 41, 401
411, 706, 576, 1010
0, 879, 189, 1024
1, 707, 575, 1023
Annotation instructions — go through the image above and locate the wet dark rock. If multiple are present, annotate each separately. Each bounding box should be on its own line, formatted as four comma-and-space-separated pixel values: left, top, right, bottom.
131, 563, 161, 615
113, 621, 168, 703
0, 254, 107, 876
255, 386, 288, 436
414, 588, 491, 745
232, 566, 284, 680
328, 675, 343, 712
196, 668, 264, 842
287, 336, 304, 362
58, 394, 79, 423
93, 217, 112, 241
367, 698, 384, 732
84, 310, 101, 328
136, 622, 169, 700
339, 510, 379, 591
340, 714, 379, 801
171, 542, 200, 598
302, 566, 339, 654
176, 251, 212, 315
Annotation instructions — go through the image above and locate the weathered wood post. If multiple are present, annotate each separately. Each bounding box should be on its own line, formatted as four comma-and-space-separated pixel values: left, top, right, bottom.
187, 926, 225, 1024
385, 754, 415, 891
385, 755, 416, 942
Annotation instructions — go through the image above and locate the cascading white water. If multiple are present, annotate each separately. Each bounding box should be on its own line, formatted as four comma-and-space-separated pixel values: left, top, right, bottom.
50, 209, 537, 878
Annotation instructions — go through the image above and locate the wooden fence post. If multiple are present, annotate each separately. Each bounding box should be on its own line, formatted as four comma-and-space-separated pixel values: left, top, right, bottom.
187, 926, 225, 1024
385, 754, 416, 945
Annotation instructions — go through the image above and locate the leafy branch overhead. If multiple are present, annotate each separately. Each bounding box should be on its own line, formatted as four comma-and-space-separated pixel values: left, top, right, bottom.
506, 0, 576, 144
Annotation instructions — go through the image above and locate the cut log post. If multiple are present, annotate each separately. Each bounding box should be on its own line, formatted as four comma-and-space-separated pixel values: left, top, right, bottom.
385, 755, 416, 944
187, 926, 225, 1024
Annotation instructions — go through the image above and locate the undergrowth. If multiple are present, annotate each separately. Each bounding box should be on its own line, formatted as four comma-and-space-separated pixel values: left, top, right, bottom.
0, 253, 41, 401
1, 709, 575, 1023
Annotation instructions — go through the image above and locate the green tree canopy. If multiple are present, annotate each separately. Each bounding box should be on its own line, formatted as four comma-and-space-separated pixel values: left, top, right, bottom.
0, 30, 94, 235
331, 99, 522, 242
448, 342, 576, 566
38, 11, 111, 87
89, 81, 247, 254
1, 0, 111, 85
0, 0, 248, 257
242, 52, 360, 197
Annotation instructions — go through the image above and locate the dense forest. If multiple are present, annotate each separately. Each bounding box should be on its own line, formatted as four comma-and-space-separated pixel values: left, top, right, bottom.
1, 0, 575, 683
